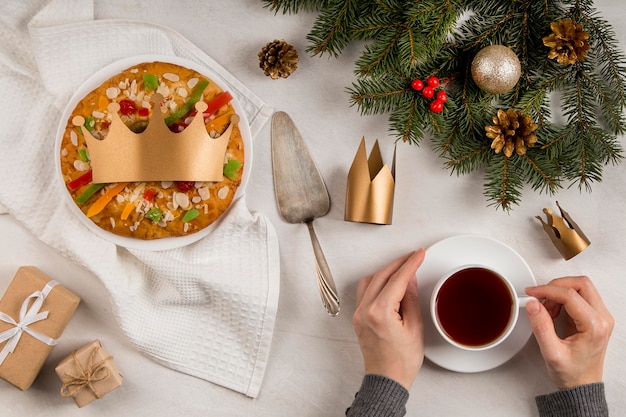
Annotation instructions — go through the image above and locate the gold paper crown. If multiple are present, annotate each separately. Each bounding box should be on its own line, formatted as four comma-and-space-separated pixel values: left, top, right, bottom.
536, 201, 590, 260
72, 93, 238, 183
345, 137, 396, 225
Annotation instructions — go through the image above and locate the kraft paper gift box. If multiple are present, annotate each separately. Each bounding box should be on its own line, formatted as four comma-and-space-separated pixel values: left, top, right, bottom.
0, 266, 81, 390
55, 339, 123, 407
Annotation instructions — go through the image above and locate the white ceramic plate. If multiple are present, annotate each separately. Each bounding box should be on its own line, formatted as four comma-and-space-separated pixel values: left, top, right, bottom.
419, 235, 536, 372
55, 55, 252, 251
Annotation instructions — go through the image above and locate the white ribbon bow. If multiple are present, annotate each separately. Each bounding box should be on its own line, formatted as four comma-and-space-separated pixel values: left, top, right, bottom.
0, 280, 60, 365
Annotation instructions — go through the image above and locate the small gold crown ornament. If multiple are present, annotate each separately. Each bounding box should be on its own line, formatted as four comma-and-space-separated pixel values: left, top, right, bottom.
536, 201, 590, 260
73, 93, 238, 184
345, 137, 396, 225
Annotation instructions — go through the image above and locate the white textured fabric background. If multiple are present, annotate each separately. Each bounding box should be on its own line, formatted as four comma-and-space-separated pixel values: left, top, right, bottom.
0, 0, 278, 397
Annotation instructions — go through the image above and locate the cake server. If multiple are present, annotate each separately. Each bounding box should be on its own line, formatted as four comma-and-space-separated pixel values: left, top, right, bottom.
271, 111, 340, 316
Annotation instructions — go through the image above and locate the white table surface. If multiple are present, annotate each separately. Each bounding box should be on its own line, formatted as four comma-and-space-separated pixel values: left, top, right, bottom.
1, 1, 625, 416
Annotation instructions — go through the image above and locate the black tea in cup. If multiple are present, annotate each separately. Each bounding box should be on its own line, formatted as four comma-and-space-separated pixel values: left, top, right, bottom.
434, 267, 513, 347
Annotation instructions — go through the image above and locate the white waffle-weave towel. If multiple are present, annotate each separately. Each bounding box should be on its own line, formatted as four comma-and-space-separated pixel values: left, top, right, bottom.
0, 0, 279, 397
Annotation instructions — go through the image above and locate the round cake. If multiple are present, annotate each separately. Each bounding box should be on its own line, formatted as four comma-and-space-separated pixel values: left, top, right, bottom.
59, 61, 244, 240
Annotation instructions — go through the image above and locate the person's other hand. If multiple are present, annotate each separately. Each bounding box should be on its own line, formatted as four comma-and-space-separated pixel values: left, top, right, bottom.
525, 276, 614, 389
352, 248, 426, 390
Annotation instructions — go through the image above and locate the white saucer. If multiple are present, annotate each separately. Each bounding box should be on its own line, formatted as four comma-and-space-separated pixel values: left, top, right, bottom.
419, 235, 536, 373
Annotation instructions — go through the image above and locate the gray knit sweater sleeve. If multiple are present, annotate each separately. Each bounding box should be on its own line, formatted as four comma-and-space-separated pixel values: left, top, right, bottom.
346, 377, 607, 416
346, 374, 409, 417
535, 383, 608, 417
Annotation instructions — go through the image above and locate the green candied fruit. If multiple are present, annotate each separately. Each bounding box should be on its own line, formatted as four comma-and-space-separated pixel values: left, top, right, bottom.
164, 79, 209, 126
84, 116, 96, 132
77, 148, 90, 162
75, 183, 104, 204
182, 209, 200, 222
145, 207, 163, 223
223, 159, 242, 180
143, 74, 159, 91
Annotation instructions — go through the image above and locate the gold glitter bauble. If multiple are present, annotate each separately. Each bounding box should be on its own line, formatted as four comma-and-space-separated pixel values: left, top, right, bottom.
471, 45, 521, 94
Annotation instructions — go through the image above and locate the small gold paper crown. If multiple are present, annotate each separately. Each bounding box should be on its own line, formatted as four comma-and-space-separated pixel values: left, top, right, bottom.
345, 137, 396, 225
536, 201, 590, 260
73, 93, 238, 183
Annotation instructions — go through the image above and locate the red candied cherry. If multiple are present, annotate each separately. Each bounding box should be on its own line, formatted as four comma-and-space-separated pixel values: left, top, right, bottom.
143, 188, 157, 202
411, 79, 424, 91
426, 76, 440, 88
119, 99, 137, 115
422, 86, 435, 99
436, 90, 448, 103
138, 107, 150, 117
430, 99, 444, 113
176, 181, 196, 192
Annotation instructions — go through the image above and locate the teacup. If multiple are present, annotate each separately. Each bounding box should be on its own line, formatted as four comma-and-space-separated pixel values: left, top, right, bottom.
430, 264, 535, 351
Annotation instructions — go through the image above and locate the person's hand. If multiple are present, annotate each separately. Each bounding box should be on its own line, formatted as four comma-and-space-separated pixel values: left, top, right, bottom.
525, 276, 614, 389
352, 248, 426, 390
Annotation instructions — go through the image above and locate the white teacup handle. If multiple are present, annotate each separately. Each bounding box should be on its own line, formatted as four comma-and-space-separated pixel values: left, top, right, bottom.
517, 295, 538, 308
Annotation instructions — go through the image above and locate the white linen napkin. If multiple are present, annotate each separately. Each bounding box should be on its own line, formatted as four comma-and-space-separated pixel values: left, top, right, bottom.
0, 0, 279, 398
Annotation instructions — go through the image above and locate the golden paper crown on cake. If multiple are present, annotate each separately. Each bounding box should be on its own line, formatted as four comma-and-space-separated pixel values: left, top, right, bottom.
73, 93, 238, 183
536, 201, 590, 260
345, 137, 396, 225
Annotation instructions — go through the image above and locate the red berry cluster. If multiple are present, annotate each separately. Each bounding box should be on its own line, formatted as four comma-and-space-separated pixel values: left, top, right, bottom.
411, 76, 447, 113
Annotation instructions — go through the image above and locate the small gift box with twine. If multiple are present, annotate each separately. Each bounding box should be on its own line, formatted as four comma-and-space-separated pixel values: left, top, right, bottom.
0, 266, 80, 390
55, 339, 123, 407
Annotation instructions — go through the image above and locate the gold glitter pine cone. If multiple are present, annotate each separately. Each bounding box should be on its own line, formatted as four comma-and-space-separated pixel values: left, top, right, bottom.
486, 109, 538, 158
543, 19, 590, 66
259, 39, 299, 79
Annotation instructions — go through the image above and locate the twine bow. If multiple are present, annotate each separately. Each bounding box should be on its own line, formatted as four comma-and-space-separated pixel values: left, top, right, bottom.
0, 280, 59, 365
61, 344, 112, 399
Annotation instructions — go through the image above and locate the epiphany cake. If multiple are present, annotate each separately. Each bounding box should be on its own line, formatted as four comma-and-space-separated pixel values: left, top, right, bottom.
58, 61, 245, 241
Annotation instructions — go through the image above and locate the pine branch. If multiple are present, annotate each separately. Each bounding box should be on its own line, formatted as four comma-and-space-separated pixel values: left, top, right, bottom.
408, 0, 460, 54
480, 148, 557, 210
563, 128, 604, 191
265, 0, 626, 209
519, 151, 561, 194
514, 87, 550, 126
460, 11, 519, 51
351, 2, 405, 41
540, 128, 569, 160
352, 1, 459, 77
355, 24, 408, 77
348, 74, 410, 115
389, 98, 428, 145
304, 0, 364, 57
262, 0, 329, 14
580, 69, 625, 134
438, 100, 493, 175
577, 10, 626, 130
586, 126, 623, 165
445, 145, 492, 174
483, 156, 522, 211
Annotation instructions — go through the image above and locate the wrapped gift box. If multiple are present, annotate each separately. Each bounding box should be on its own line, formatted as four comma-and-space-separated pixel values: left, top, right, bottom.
0, 266, 81, 390
55, 339, 123, 407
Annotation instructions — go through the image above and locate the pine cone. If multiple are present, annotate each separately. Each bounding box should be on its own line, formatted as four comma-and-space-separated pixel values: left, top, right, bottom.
543, 19, 590, 66
485, 109, 538, 158
258, 39, 299, 79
